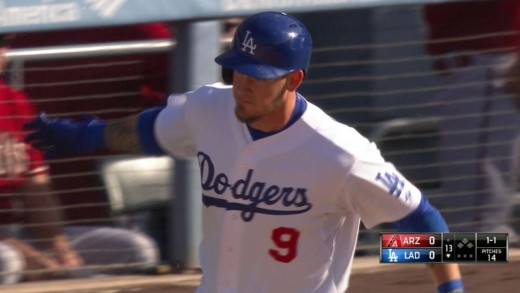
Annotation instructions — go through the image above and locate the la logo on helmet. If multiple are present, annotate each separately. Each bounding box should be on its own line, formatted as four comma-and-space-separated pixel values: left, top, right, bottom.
241, 30, 256, 55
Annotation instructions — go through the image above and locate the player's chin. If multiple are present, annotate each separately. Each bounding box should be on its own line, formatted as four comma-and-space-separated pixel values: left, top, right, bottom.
235, 106, 258, 124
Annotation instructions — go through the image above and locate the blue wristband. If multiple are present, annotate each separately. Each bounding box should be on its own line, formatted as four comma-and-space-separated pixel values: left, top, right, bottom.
137, 107, 166, 155
437, 279, 464, 293
25, 113, 108, 158
80, 120, 107, 153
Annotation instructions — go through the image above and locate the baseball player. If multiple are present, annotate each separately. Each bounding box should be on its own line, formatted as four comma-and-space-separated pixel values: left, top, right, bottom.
24, 12, 464, 292
0, 33, 158, 284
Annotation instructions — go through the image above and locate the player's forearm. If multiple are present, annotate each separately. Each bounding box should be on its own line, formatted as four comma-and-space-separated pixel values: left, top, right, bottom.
427, 263, 463, 292
20, 174, 63, 243
24, 108, 165, 157
104, 115, 143, 153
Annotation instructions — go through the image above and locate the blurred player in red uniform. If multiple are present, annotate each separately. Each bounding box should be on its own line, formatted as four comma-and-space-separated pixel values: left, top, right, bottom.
423, 0, 520, 238
10, 23, 173, 223
0, 33, 158, 284
0, 33, 80, 284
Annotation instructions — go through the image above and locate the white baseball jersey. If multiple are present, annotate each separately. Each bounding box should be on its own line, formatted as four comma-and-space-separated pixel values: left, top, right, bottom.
155, 83, 422, 293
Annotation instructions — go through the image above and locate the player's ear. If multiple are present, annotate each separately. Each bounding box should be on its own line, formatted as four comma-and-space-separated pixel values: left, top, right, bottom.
221, 67, 234, 85
286, 70, 304, 92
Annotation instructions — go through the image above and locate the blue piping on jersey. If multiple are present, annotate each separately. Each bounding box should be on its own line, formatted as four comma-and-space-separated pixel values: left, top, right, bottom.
248, 93, 307, 140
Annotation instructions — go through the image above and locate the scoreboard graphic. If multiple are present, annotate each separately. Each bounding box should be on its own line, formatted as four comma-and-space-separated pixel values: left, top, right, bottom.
380, 233, 508, 264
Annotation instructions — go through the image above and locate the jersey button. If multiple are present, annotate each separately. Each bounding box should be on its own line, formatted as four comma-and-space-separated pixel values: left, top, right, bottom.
231, 214, 238, 220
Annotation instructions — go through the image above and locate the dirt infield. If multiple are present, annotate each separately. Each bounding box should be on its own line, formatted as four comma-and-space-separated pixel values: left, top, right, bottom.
348, 258, 519, 293
3, 249, 519, 293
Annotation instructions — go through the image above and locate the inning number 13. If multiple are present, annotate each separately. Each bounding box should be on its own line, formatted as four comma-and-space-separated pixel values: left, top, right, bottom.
269, 227, 300, 263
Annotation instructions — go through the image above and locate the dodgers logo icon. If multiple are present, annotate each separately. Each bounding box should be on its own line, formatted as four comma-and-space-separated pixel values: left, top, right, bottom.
388, 249, 398, 262
241, 30, 257, 55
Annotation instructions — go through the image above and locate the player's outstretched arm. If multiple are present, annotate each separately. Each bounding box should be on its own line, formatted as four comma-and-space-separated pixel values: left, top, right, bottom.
24, 112, 145, 157
104, 115, 142, 153
428, 263, 464, 293
392, 196, 465, 292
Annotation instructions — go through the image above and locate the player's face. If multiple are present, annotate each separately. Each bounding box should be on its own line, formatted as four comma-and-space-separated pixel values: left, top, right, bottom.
233, 71, 301, 131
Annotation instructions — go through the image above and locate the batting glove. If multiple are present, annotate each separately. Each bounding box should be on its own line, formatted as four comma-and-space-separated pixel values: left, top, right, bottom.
24, 113, 107, 158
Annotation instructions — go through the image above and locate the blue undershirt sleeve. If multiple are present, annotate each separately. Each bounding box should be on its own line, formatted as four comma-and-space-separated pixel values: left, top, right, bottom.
393, 197, 464, 293
392, 196, 449, 233
137, 107, 166, 156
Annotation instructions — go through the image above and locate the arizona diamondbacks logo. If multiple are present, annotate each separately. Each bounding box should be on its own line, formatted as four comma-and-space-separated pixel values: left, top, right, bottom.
241, 30, 257, 55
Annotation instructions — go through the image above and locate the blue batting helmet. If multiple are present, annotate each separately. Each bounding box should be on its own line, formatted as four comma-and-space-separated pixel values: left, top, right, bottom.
215, 11, 312, 80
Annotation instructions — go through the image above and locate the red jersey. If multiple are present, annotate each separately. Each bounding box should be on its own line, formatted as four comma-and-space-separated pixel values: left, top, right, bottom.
423, 0, 520, 55
10, 23, 172, 222
0, 80, 46, 224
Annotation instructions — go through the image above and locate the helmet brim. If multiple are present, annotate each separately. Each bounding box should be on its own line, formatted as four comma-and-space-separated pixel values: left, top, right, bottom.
214, 49, 291, 80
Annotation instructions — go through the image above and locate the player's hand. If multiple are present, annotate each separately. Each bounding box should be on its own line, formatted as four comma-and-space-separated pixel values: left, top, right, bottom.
51, 245, 83, 269
24, 251, 63, 281
24, 113, 106, 158
47, 235, 91, 278
25, 250, 87, 281
3, 238, 66, 281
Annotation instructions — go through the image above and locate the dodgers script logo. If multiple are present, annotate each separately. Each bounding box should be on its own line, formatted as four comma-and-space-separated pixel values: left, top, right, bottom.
241, 30, 257, 55
198, 152, 312, 222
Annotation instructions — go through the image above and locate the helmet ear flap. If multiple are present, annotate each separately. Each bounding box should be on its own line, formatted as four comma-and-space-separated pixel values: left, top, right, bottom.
221, 67, 234, 85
